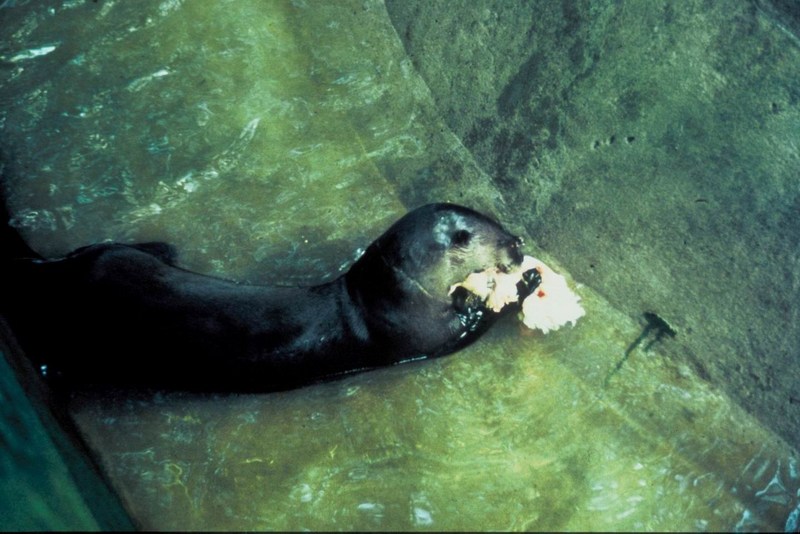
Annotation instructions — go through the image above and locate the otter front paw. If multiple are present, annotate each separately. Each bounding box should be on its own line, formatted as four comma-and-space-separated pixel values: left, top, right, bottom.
450, 285, 489, 332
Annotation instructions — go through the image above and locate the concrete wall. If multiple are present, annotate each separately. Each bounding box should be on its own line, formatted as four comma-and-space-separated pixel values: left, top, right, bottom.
385, 0, 800, 445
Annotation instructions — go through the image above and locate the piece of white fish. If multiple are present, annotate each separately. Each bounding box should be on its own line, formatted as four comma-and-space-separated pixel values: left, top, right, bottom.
520, 256, 585, 333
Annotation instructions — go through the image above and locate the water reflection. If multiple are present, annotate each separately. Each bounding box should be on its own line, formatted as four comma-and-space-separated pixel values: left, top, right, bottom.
0, 0, 797, 531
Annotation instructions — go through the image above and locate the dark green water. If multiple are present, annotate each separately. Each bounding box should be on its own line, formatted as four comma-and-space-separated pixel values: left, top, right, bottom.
1, 1, 797, 530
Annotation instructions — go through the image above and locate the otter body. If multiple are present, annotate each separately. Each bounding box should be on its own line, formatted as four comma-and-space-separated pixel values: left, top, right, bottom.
3, 203, 535, 391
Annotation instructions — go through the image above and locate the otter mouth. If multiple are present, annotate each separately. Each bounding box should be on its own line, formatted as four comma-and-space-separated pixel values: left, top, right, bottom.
447, 262, 541, 340
450, 242, 542, 316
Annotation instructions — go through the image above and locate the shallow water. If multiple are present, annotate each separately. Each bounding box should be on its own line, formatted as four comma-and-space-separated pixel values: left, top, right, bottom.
70, 305, 800, 531
1, 0, 798, 531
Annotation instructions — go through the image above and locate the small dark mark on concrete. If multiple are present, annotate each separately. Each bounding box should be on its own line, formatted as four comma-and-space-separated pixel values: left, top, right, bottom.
604, 312, 677, 387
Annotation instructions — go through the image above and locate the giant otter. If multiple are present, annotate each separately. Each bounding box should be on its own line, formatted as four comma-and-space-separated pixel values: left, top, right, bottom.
2, 203, 540, 392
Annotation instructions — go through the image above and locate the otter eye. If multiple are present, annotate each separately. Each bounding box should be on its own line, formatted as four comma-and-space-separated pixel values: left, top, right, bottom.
451, 229, 472, 247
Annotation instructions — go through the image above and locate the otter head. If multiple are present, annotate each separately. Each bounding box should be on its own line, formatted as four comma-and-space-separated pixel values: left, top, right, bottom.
347, 203, 528, 358
381, 203, 524, 299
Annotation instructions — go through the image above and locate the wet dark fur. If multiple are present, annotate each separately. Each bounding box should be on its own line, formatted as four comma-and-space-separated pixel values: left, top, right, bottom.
2, 203, 537, 392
